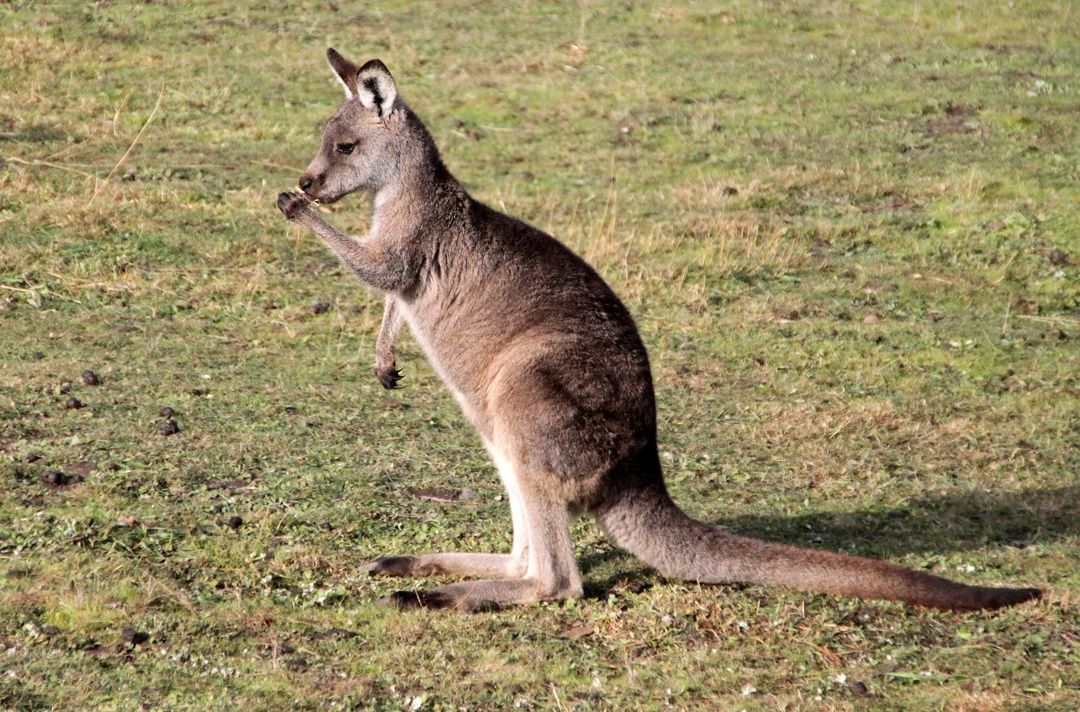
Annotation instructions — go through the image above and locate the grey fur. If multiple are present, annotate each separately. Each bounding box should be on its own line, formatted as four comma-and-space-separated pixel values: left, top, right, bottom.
276, 49, 1042, 613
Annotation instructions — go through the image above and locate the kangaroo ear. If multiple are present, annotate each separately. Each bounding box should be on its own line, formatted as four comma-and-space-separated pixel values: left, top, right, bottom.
356, 59, 397, 117
326, 47, 359, 100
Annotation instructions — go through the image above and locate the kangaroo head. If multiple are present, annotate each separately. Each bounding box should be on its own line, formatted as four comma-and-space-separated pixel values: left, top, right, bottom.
298, 49, 406, 202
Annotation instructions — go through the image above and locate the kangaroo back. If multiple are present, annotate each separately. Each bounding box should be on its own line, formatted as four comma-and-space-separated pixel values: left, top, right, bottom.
596, 478, 1042, 611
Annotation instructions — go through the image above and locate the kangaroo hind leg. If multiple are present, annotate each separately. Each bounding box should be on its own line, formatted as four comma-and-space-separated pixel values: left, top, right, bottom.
365, 442, 531, 581
382, 473, 582, 612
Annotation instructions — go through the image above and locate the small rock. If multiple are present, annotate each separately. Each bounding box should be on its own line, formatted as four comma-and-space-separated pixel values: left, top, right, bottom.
159, 406, 175, 418
82, 370, 100, 386
57, 382, 73, 395
413, 487, 461, 503
227, 515, 244, 529
862, 314, 879, 324
1049, 248, 1071, 266
312, 300, 331, 314
41, 470, 68, 487
159, 419, 180, 436
559, 624, 594, 640
24, 452, 42, 464
65, 396, 83, 409
206, 479, 248, 493
120, 627, 149, 646
848, 680, 869, 696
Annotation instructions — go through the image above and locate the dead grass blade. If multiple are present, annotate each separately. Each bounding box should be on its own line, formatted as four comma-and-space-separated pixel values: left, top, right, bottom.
87, 85, 165, 206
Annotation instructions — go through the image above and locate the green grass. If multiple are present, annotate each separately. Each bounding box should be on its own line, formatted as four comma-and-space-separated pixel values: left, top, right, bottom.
1, 1, 1078, 709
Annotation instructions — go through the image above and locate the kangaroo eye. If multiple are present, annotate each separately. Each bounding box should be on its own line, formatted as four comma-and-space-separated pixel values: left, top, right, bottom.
335, 142, 356, 155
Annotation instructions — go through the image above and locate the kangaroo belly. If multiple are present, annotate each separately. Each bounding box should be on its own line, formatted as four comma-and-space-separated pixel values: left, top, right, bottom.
397, 298, 490, 428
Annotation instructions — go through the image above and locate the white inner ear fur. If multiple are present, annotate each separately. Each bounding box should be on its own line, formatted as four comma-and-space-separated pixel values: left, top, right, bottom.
356, 69, 397, 116
332, 72, 355, 100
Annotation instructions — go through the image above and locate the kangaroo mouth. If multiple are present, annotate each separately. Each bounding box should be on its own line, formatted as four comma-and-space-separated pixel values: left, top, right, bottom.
301, 186, 347, 204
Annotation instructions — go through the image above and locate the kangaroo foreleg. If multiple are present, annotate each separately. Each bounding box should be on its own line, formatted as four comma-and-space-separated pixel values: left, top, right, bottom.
277, 192, 411, 292
374, 295, 404, 389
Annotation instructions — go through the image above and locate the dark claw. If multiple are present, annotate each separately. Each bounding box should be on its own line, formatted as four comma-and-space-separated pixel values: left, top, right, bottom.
376, 367, 403, 390
380, 589, 457, 610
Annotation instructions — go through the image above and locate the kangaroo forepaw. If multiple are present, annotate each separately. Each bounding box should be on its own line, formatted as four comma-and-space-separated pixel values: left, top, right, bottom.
276, 191, 313, 222
374, 366, 404, 390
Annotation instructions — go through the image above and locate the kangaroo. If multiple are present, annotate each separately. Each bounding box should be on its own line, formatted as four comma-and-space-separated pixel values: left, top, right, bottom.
275, 48, 1043, 613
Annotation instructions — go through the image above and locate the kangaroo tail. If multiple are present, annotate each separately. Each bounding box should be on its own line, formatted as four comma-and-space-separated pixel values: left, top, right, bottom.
595, 483, 1042, 611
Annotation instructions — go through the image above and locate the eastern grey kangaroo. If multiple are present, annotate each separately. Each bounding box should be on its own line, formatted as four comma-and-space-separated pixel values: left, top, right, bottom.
275, 48, 1042, 612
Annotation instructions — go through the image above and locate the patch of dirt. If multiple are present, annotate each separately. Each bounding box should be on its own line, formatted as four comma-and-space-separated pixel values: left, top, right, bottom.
925, 102, 981, 137
67, 461, 97, 477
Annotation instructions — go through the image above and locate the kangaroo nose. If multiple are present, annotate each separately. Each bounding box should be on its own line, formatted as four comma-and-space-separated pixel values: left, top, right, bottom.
299, 176, 314, 192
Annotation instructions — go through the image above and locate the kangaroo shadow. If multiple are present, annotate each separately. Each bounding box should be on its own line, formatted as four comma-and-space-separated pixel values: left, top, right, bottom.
580, 484, 1079, 595
710, 484, 1080, 557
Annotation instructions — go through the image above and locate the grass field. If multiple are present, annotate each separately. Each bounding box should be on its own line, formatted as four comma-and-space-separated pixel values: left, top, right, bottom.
2, 1, 1078, 709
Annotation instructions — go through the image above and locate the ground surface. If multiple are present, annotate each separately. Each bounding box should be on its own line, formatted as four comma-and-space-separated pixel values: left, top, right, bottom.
1, 1, 1078, 710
